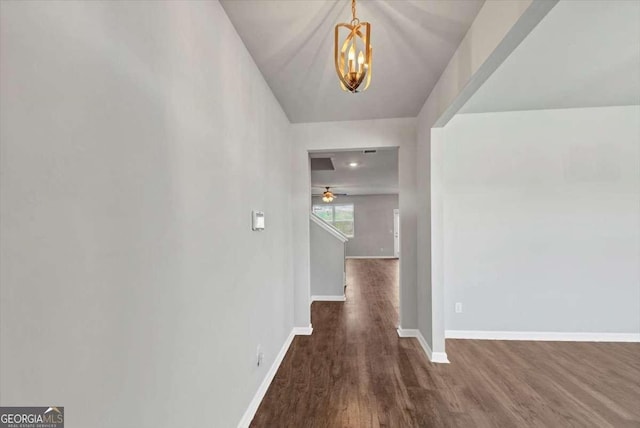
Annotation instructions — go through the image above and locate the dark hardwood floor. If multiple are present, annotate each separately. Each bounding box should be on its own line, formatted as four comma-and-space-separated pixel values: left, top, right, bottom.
251, 259, 640, 427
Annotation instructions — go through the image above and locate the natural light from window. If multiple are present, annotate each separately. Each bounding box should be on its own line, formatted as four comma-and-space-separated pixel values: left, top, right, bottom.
312, 204, 354, 237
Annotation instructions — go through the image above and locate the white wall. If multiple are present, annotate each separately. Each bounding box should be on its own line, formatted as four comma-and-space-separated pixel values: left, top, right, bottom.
415, 0, 557, 357
0, 2, 293, 426
291, 118, 417, 330
443, 106, 640, 334
312, 195, 399, 258
310, 219, 346, 298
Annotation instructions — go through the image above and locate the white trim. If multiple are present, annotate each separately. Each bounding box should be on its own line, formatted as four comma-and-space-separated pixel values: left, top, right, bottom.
345, 256, 397, 259
309, 213, 348, 242
393, 208, 400, 258
291, 324, 313, 336
237, 326, 313, 428
397, 327, 420, 338
445, 330, 640, 342
311, 295, 346, 302
397, 327, 450, 364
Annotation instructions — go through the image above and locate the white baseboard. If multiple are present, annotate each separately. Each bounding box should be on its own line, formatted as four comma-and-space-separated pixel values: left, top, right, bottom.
346, 256, 397, 259
430, 351, 450, 363
397, 327, 450, 364
445, 330, 640, 342
237, 326, 313, 428
396, 327, 420, 338
311, 295, 346, 302
236, 330, 294, 428
291, 324, 313, 336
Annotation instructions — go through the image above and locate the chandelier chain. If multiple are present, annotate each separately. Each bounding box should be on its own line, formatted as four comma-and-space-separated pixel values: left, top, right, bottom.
351, 0, 357, 23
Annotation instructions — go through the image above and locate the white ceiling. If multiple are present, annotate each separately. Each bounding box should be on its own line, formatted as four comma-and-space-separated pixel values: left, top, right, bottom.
220, 0, 484, 123
310, 148, 398, 196
460, 0, 640, 114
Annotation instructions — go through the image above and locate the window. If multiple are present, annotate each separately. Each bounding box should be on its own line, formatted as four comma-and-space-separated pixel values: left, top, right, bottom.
312, 204, 354, 237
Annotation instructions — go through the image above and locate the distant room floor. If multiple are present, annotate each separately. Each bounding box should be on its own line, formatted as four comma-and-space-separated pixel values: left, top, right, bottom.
251, 259, 640, 427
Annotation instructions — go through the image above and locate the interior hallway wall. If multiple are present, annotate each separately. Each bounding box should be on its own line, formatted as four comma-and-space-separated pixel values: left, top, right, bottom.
443, 106, 640, 334
312, 195, 399, 258
310, 218, 346, 298
0, 2, 294, 426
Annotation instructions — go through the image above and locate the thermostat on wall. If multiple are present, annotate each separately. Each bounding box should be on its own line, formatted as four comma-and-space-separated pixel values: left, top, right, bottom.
252, 211, 265, 231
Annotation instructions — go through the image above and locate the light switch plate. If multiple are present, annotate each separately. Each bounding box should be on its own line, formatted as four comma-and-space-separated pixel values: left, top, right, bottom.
252, 211, 265, 231
455, 302, 463, 313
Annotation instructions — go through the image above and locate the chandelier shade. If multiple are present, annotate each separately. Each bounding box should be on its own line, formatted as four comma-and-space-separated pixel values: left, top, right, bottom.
334, 0, 372, 93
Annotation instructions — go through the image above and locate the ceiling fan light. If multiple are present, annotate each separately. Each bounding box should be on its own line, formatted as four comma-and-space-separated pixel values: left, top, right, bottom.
322, 187, 335, 203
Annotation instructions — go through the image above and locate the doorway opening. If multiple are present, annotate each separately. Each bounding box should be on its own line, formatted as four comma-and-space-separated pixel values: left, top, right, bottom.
308, 147, 400, 330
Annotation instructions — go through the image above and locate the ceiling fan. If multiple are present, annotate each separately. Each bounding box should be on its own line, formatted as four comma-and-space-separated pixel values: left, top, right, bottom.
312, 186, 347, 202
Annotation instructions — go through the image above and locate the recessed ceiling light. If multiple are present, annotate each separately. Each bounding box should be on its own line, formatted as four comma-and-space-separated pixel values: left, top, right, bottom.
349, 162, 359, 167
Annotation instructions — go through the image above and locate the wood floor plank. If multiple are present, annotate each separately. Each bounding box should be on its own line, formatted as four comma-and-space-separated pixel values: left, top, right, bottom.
250, 259, 640, 427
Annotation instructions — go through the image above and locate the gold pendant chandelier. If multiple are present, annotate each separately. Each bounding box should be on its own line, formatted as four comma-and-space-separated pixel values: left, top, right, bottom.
334, 0, 372, 93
